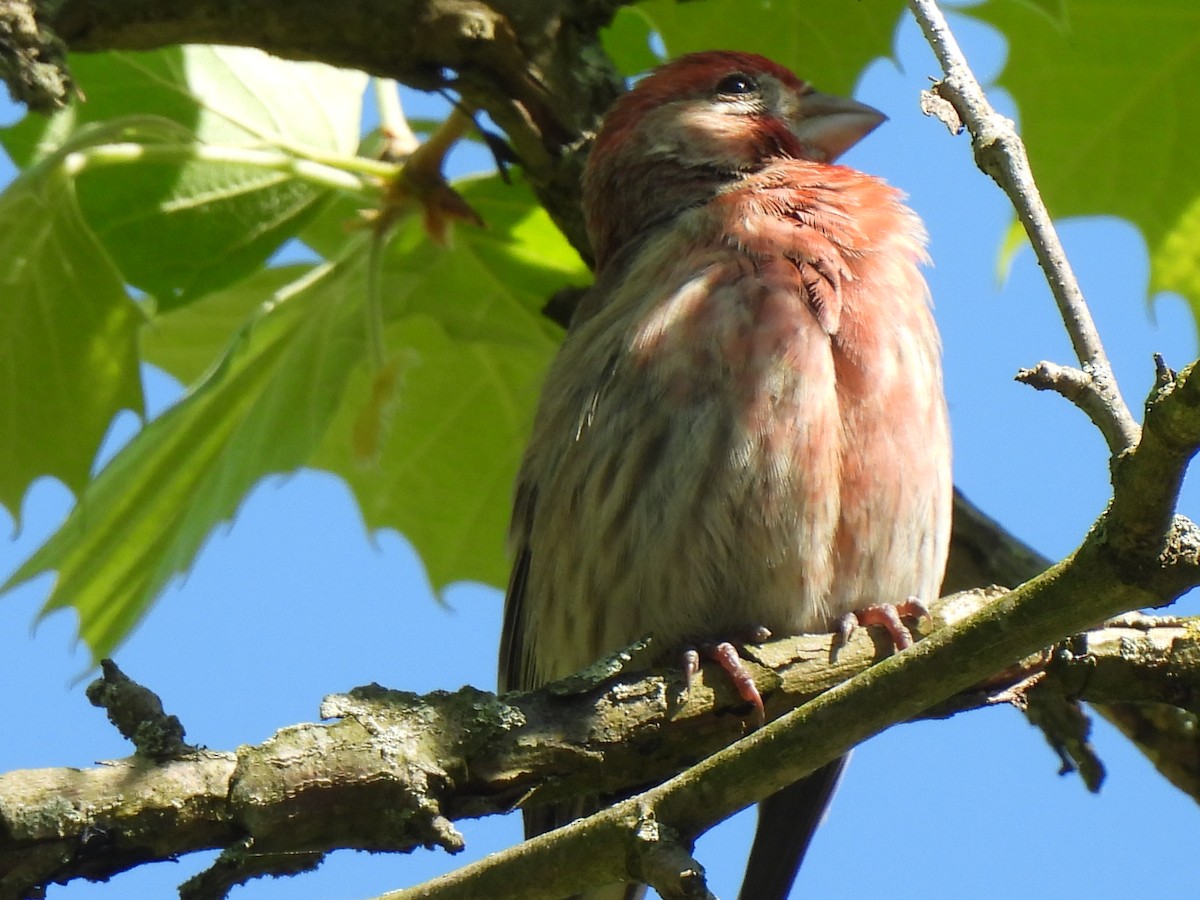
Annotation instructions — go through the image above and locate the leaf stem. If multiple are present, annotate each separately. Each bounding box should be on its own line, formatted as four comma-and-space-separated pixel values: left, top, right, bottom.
60, 142, 393, 199
365, 226, 388, 370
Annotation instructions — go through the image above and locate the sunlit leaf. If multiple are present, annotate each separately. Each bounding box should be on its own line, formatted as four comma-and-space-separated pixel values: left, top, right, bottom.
629, 0, 906, 94
4, 254, 369, 659
1, 46, 369, 308
971, 0, 1200, 318
0, 168, 143, 519
4, 175, 582, 655
311, 175, 581, 590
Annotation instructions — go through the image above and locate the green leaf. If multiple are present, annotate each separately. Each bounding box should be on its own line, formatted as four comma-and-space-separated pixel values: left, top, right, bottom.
0, 167, 143, 519
602, 6, 664, 76
970, 0, 1200, 317
378, 178, 580, 345
3, 46, 367, 163
314, 320, 553, 591
141, 264, 312, 386
1, 47, 369, 308
296, 189, 372, 262
4, 254, 370, 660
630, 0, 906, 94
312, 176, 580, 590
4, 175, 582, 657
1001, 0, 1068, 24
75, 152, 327, 310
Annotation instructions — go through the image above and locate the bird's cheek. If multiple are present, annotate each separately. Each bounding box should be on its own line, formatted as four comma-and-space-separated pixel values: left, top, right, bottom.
666, 107, 764, 169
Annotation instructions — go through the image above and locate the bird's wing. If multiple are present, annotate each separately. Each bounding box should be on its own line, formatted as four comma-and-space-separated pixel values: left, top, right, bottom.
498, 479, 537, 695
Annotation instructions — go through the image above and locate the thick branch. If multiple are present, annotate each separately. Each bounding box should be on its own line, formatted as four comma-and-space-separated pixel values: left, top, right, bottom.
5, 595, 1200, 898
0, 614, 897, 897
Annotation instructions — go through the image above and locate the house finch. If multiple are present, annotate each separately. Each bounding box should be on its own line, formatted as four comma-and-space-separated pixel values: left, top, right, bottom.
499, 50, 951, 899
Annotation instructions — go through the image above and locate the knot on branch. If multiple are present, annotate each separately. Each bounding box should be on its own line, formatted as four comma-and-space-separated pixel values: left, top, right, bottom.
1160, 515, 1200, 573
920, 83, 962, 134
926, 74, 1018, 182
225, 684, 485, 862
86, 659, 194, 761
628, 809, 712, 900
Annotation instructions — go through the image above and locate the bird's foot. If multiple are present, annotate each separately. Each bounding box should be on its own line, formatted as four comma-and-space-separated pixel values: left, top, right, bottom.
836, 597, 931, 651
683, 626, 773, 725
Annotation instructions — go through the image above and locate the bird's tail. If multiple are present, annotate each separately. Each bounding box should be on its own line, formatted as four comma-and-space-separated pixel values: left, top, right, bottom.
737, 755, 849, 900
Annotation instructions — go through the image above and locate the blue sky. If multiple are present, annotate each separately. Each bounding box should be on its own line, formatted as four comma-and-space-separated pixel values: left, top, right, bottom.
2, 8, 1197, 900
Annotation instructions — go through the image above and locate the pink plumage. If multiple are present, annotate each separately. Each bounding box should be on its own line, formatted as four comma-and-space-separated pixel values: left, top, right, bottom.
500, 50, 951, 899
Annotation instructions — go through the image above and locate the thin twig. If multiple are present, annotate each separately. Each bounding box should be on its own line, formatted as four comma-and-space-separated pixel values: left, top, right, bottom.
907, 0, 1141, 455
1015, 360, 1132, 446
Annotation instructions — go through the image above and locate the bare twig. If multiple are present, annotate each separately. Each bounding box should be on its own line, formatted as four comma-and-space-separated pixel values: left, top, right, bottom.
907, 0, 1141, 455
1014, 360, 1139, 451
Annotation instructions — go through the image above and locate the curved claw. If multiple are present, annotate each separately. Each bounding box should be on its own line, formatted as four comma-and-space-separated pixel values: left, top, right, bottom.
681, 631, 771, 725
709, 641, 765, 725
837, 597, 932, 651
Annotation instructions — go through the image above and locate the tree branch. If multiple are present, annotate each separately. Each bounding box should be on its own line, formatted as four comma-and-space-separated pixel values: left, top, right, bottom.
907, 0, 1200, 815
0, 0, 74, 110
406, 578, 1200, 900
6, 587, 1200, 898
907, 0, 1141, 455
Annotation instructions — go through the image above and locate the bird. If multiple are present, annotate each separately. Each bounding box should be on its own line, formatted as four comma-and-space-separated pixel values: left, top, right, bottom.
498, 50, 951, 899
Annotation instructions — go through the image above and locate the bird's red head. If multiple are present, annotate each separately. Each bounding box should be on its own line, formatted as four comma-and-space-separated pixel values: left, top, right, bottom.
583, 51, 886, 270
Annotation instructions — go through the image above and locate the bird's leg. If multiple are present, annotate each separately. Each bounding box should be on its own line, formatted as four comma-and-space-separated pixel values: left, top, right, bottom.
683, 626, 773, 725
836, 596, 932, 650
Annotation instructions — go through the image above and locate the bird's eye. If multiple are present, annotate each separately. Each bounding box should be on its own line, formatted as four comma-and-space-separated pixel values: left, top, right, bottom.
715, 73, 760, 98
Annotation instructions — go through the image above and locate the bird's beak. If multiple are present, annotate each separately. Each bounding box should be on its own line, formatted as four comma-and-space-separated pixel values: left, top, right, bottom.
789, 91, 887, 162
